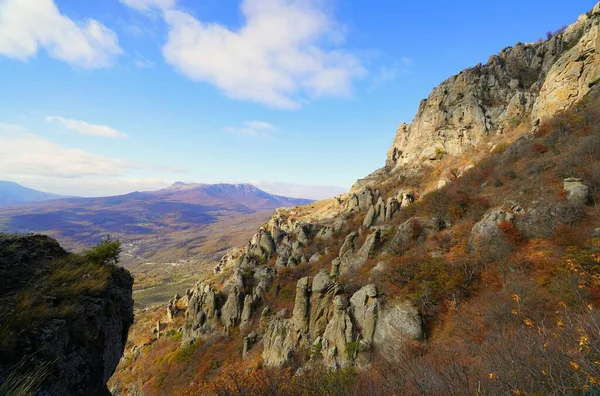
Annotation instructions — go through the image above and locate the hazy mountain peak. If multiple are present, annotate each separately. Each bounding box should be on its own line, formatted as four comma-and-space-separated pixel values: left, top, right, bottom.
0, 180, 64, 207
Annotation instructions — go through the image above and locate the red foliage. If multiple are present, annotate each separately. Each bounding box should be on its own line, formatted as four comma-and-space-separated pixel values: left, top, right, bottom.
534, 123, 551, 138
532, 143, 548, 154
498, 221, 521, 245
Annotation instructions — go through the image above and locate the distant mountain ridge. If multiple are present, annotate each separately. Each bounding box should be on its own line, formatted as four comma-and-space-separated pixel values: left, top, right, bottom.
0, 181, 315, 268
157, 182, 313, 208
0, 181, 65, 207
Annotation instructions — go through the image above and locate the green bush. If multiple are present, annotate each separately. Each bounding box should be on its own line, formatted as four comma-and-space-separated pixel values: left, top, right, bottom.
84, 236, 121, 266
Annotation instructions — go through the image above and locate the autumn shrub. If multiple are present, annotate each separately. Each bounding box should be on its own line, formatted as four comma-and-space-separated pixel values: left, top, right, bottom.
376, 255, 472, 322
498, 220, 521, 245
175, 340, 202, 364
532, 142, 549, 154
553, 202, 586, 225
553, 223, 589, 247
534, 122, 551, 138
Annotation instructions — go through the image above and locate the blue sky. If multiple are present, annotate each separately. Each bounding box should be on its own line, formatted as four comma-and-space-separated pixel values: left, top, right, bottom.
0, 0, 596, 199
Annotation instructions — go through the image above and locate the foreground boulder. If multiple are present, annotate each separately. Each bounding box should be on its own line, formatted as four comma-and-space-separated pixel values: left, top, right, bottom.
0, 234, 133, 395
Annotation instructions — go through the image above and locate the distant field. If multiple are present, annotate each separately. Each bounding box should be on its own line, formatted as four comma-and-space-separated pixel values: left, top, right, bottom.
133, 278, 199, 307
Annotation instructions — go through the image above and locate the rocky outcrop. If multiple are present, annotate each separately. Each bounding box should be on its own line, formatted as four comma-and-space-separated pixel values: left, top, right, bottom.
262, 313, 295, 367
308, 271, 339, 340
471, 209, 516, 239
350, 285, 379, 346
248, 229, 277, 261
386, 4, 600, 168
373, 301, 423, 359
564, 177, 590, 206
261, 275, 422, 368
166, 293, 188, 323
339, 230, 384, 275
242, 332, 258, 358
384, 217, 451, 256
322, 295, 355, 368
468, 207, 519, 253
183, 283, 222, 343
0, 234, 133, 395
347, 188, 374, 212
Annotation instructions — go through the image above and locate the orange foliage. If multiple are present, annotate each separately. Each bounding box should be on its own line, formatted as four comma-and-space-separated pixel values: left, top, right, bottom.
498, 220, 521, 245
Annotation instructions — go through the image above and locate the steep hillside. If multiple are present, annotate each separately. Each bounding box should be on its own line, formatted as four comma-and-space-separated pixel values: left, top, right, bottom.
0, 181, 65, 207
111, 3, 600, 395
0, 234, 133, 395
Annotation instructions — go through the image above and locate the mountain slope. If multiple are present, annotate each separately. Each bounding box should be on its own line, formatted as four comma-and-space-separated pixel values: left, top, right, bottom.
0, 181, 64, 206
157, 182, 313, 209
110, 3, 600, 395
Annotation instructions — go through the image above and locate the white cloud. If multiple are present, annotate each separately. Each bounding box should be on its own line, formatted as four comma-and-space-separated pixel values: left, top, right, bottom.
46, 116, 129, 138
162, 0, 366, 109
224, 121, 277, 138
250, 180, 347, 200
0, 0, 122, 69
0, 132, 137, 178
0, 129, 178, 196
120, 0, 176, 12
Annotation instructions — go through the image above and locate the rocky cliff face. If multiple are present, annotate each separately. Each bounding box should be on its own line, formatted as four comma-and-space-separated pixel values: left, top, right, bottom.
386, 3, 600, 168
0, 234, 133, 395
180, 188, 425, 367
176, 2, 600, 374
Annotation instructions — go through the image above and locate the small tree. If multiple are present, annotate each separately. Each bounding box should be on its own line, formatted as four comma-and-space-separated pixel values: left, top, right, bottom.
84, 236, 121, 266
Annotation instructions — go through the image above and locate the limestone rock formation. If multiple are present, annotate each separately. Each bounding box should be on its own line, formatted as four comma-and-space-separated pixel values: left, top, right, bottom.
339, 230, 383, 275
564, 177, 590, 206
347, 189, 374, 212
262, 315, 295, 367
350, 285, 379, 345
309, 270, 338, 340
322, 295, 355, 368
183, 283, 221, 343
373, 301, 423, 359
386, 4, 600, 169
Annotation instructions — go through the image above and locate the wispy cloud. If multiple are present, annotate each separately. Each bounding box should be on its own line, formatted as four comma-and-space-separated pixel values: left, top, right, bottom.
120, 0, 175, 12
370, 57, 414, 89
0, 132, 137, 178
224, 121, 278, 138
159, 0, 366, 109
0, 0, 122, 69
0, 123, 25, 133
133, 52, 154, 68
46, 116, 129, 138
0, 128, 181, 196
